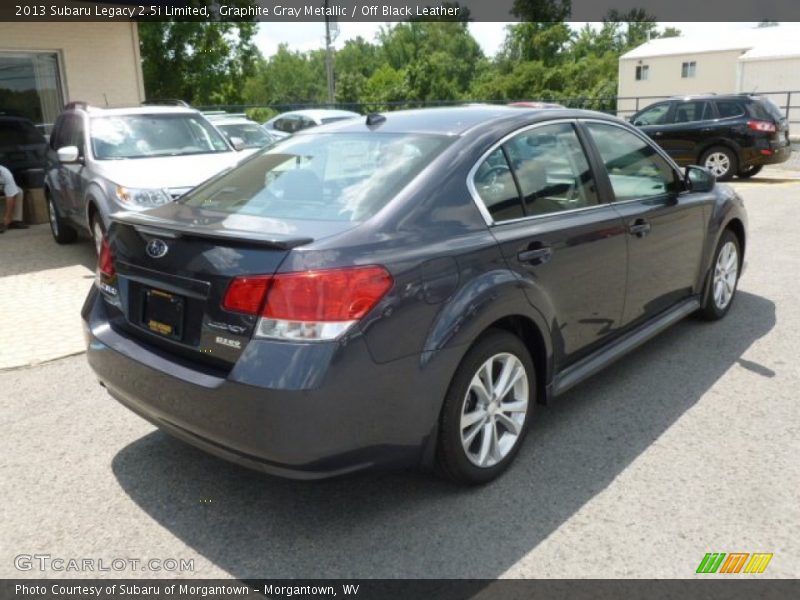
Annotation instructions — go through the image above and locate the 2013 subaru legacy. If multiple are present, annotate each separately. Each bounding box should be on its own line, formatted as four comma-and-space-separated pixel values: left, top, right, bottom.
83, 106, 747, 484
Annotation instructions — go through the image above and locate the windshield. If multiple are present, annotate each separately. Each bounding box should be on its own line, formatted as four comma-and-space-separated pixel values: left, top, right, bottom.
217, 123, 273, 148
180, 132, 451, 222
90, 114, 231, 159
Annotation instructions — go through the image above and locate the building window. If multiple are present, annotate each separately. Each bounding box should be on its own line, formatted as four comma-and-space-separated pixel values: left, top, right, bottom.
635, 65, 649, 81
0, 51, 64, 135
681, 61, 697, 78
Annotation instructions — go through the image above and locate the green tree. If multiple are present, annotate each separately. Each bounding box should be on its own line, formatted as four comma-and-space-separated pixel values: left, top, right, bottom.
138, 3, 259, 105
243, 45, 326, 105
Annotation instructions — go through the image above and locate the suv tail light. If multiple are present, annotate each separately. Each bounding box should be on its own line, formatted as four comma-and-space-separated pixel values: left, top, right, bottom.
222, 266, 393, 341
747, 120, 777, 133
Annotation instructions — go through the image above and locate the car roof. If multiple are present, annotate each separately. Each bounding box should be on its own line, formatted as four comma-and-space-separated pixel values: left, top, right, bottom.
73, 106, 201, 117
278, 109, 361, 121
664, 94, 757, 102
213, 117, 259, 126
302, 105, 616, 136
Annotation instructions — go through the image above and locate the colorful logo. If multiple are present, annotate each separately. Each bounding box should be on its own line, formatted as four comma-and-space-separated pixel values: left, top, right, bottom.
696, 552, 773, 574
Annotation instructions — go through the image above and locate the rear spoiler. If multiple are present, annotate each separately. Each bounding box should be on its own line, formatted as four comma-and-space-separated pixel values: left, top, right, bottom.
111, 212, 313, 250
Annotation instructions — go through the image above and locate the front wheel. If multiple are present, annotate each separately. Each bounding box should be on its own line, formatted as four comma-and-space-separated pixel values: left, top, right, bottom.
699, 230, 741, 320
436, 330, 535, 485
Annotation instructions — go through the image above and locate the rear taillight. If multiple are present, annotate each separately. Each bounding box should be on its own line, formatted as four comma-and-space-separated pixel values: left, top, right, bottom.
223, 266, 393, 341
96, 237, 118, 296
747, 120, 777, 133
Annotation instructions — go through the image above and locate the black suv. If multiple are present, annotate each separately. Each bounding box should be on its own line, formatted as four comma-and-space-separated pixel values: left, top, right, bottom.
631, 94, 791, 181
0, 113, 48, 187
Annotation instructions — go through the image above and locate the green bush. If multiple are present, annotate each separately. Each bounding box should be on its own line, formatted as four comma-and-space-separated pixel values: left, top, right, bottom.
245, 107, 279, 124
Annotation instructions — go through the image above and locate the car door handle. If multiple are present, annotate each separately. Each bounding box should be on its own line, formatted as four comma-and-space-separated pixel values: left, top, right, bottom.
652, 131, 663, 136
518, 245, 553, 265
628, 219, 651, 238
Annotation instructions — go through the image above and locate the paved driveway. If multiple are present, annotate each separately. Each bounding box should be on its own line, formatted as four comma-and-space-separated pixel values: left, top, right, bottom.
1, 173, 799, 579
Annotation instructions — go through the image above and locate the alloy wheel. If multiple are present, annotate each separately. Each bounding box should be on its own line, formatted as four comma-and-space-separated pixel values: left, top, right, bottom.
704, 152, 731, 178
713, 241, 738, 310
460, 352, 529, 468
48, 198, 59, 236
92, 218, 104, 255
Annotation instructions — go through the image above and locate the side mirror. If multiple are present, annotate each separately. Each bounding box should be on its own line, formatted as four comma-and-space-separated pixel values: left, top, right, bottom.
632, 119, 643, 126
229, 136, 246, 151
685, 165, 716, 193
57, 146, 80, 163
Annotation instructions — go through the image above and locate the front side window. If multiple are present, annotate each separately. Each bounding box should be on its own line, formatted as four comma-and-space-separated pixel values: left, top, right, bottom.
633, 102, 672, 126
681, 61, 697, 78
180, 132, 451, 222
672, 101, 709, 124
503, 123, 598, 216
635, 65, 649, 81
586, 122, 678, 202
89, 114, 231, 159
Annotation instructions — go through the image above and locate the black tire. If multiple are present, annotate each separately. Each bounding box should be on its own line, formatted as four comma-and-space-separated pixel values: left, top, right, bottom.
46, 192, 77, 244
436, 329, 536, 485
698, 230, 741, 321
700, 146, 738, 182
737, 165, 763, 179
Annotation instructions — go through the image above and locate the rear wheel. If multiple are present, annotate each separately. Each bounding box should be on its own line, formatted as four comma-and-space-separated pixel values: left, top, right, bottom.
47, 193, 77, 244
699, 230, 741, 321
701, 146, 737, 181
738, 165, 763, 179
436, 329, 535, 485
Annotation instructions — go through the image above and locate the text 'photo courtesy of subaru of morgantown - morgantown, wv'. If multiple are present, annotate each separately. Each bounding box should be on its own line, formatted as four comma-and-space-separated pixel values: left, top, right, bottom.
83, 105, 746, 485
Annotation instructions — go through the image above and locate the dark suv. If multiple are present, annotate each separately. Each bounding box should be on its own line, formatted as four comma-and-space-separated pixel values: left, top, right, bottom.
631, 94, 791, 181
0, 113, 48, 188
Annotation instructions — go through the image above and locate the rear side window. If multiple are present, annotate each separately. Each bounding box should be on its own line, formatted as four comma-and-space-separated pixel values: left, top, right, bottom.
473, 148, 525, 222
586, 122, 678, 201
503, 123, 598, 216
672, 101, 710, 124
715, 101, 746, 119
180, 132, 451, 222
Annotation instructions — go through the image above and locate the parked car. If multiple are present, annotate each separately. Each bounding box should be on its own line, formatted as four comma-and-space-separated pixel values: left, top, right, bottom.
0, 112, 49, 188
205, 114, 278, 153
44, 102, 243, 253
630, 94, 791, 181
84, 106, 746, 484
509, 101, 565, 109
262, 109, 360, 139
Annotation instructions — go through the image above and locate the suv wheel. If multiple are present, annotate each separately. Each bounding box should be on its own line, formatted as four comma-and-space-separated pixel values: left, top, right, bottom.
90, 212, 105, 255
699, 230, 741, 320
436, 329, 535, 484
47, 193, 77, 244
701, 146, 737, 181
738, 165, 763, 179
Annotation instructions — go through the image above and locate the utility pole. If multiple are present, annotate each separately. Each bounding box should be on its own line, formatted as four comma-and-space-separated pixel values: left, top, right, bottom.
324, 0, 335, 105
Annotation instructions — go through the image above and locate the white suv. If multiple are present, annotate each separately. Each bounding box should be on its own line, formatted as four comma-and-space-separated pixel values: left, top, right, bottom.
44, 102, 243, 252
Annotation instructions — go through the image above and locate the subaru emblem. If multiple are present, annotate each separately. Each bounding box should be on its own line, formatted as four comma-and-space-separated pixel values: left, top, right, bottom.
145, 238, 169, 259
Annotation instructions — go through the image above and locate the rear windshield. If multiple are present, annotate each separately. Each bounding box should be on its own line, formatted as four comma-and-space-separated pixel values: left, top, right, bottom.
90, 114, 231, 159
0, 119, 45, 146
754, 97, 785, 121
180, 132, 451, 222
217, 123, 273, 148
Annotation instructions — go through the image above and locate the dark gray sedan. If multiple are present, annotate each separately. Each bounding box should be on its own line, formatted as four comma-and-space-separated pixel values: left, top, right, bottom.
83, 106, 747, 484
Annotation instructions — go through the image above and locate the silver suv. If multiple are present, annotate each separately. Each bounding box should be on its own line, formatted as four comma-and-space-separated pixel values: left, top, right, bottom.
45, 102, 243, 252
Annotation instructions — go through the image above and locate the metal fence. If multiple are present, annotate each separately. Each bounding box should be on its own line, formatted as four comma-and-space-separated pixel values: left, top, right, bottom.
199, 89, 800, 131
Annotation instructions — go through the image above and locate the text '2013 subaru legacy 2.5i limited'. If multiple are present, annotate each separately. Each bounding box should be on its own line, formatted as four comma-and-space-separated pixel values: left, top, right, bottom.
84, 106, 747, 484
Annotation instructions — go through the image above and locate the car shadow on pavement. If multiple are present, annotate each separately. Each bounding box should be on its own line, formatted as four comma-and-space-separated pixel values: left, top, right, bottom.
112, 291, 775, 579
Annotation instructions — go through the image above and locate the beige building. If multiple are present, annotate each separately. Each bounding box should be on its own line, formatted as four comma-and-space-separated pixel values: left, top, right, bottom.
0, 22, 144, 133
618, 28, 800, 127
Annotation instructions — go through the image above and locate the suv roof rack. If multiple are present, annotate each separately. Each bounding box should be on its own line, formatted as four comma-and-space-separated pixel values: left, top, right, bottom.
64, 101, 90, 111
142, 99, 191, 107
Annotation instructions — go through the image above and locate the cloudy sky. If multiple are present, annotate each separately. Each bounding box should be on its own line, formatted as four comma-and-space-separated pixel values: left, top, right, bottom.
254, 22, 797, 59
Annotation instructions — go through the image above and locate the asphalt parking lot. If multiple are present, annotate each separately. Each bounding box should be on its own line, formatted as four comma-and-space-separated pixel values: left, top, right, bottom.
1, 172, 799, 579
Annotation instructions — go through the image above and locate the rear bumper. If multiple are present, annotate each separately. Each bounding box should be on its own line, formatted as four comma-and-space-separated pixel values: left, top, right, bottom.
83, 288, 460, 479
744, 142, 792, 167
